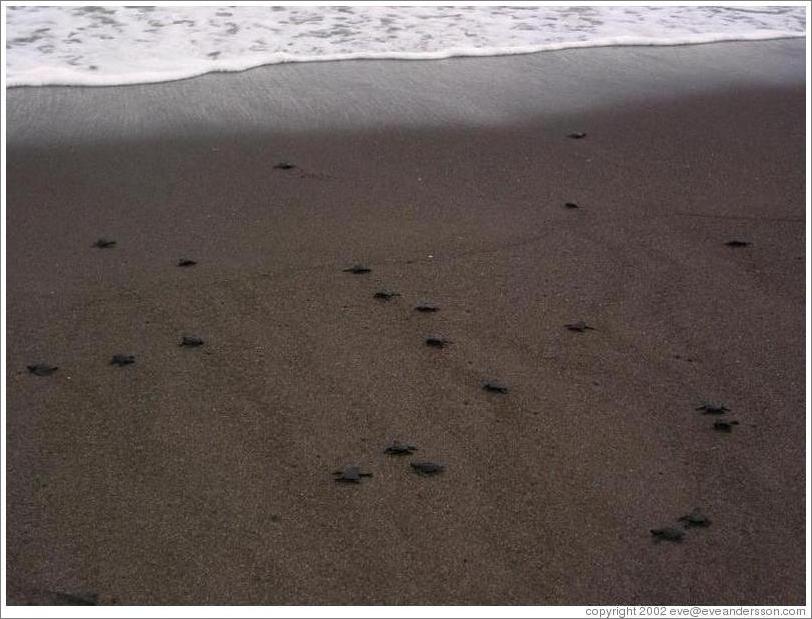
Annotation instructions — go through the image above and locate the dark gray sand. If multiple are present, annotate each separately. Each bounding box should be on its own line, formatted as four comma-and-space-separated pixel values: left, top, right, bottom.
5, 41, 806, 605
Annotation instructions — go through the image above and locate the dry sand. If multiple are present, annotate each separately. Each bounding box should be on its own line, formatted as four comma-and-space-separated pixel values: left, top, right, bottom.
5, 42, 807, 605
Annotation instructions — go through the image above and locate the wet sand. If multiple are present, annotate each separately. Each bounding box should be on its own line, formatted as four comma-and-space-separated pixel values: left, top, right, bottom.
5, 42, 807, 605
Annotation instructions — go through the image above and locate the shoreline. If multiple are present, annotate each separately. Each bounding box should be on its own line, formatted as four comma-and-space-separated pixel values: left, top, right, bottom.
6, 38, 805, 144
7, 34, 804, 89
6, 40, 807, 605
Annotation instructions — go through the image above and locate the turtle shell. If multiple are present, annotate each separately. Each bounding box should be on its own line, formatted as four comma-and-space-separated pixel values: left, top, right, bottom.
650, 527, 684, 542
713, 420, 739, 433
27, 364, 58, 376
678, 508, 711, 528
374, 290, 400, 301
483, 381, 508, 394
411, 461, 445, 475
565, 321, 594, 332
696, 402, 729, 415
384, 440, 417, 455
333, 465, 372, 483
50, 591, 99, 606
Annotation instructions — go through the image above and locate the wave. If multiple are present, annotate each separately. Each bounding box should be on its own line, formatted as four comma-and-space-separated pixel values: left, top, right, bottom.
7, 31, 804, 88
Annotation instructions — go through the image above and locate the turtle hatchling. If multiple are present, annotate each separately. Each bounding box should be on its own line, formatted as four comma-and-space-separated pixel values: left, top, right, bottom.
180, 336, 204, 347
565, 321, 595, 332
274, 161, 296, 170
713, 420, 739, 433
411, 461, 445, 476
374, 290, 400, 301
425, 337, 451, 348
49, 591, 99, 606
333, 465, 373, 483
177, 258, 197, 267
725, 240, 750, 248
564, 202, 580, 209
678, 508, 711, 528
343, 264, 371, 274
650, 527, 684, 542
567, 132, 587, 139
415, 304, 439, 313
384, 440, 418, 455
483, 381, 509, 394
93, 238, 116, 249
27, 364, 58, 376
696, 401, 729, 415
110, 354, 135, 367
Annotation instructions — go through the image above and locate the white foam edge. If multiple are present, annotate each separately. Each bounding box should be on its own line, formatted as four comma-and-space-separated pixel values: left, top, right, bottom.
7, 30, 805, 88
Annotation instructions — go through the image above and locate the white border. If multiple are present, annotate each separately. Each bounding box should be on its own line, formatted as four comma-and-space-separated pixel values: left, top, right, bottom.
1, 1, 810, 618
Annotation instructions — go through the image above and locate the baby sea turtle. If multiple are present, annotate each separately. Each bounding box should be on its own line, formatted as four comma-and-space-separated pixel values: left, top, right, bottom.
333, 465, 373, 483
343, 264, 371, 274
483, 381, 509, 394
696, 401, 729, 415
565, 321, 595, 332
180, 336, 204, 347
110, 354, 135, 366
411, 461, 445, 476
725, 240, 750, 248
650, 527, 684, 542
425, 337, 451, 348
384, 440, 418, 455
273, 161, 296, 170
374, 290, 400, 301
678, 508, 711, 528
415, 304, 439, 313
49, 591, 99, 606
567, 132, 587, 139
27, 364, 58, 376
92, 238, 116, 249
713, 420, 739, 433
564, 202, 580, 209
177, 258, 197, 267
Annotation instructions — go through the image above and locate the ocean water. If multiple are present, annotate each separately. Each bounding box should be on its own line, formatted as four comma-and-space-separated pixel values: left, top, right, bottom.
5, 5, 806, 87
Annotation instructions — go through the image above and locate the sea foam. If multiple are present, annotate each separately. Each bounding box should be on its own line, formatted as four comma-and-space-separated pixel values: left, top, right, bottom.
5, 5, 806, 87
